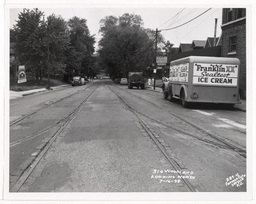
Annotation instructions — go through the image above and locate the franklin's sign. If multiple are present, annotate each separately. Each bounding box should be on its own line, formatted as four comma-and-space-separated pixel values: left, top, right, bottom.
193, 63, 238, 86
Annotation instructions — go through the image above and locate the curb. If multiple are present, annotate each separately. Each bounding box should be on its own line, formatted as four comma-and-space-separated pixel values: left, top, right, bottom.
10, 84, 70, 100
22, 88, 47, 96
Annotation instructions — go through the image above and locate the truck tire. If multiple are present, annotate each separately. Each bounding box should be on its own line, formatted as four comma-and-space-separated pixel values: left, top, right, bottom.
141, 84, 145, 89
181, 90, 189, 108
128, 84, 132, 89
168, 87, 174, 102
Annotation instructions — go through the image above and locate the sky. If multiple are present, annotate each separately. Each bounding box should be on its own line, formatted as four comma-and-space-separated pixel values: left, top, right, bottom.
9, 7, 222, 49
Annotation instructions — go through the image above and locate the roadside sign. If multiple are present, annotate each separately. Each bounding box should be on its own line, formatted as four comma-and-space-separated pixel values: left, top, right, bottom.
18, 65, 27, 83
153, 69, 157, 73
156, 56, 167, 65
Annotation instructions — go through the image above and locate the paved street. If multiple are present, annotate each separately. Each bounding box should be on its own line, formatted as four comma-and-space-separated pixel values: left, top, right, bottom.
9, 79, 246, 192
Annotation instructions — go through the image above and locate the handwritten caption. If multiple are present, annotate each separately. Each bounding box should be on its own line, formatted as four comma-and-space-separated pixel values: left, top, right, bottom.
151, 169, 195, 184
225, 173, 246, 187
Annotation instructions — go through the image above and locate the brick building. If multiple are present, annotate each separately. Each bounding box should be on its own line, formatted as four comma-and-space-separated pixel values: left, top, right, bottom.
221, 8, 246, 99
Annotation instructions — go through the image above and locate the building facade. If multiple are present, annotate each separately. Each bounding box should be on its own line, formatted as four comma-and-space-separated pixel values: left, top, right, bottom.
221, 8, 246, 99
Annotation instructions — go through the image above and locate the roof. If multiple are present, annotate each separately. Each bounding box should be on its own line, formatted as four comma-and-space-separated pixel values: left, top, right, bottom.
206, 37, 220, 47
179, 43, 192, 52
192, 40, 206, 48
170, 56, 240, 65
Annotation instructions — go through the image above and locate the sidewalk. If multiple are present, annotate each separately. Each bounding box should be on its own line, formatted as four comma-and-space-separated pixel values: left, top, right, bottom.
146, 85, 246, 112
10, 84, 70, 100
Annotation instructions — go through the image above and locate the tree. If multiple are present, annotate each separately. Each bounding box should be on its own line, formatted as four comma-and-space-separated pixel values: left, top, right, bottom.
44, 14, 70, 78
11, 8, 45, 79
98, 13, 158, 79
65, 17, 95, 77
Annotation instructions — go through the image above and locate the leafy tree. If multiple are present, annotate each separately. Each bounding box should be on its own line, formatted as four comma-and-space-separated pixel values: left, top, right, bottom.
11, 9, 96, 82
44, 14, 70, 78
65, 17, 95, 77
98, 13, 159, 79
11, 8, 45, 79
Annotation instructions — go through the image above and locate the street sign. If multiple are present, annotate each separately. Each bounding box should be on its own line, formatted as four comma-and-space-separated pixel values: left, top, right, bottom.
18, 65, 27, 83
156, 56, 167, 65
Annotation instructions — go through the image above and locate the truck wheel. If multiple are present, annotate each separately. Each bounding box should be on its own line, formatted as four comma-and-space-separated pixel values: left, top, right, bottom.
168, 88, 174, 102
128, 84, 132, 89
163, 91, 168, 99
181, 91, 189, 108
141, 84, 145, 89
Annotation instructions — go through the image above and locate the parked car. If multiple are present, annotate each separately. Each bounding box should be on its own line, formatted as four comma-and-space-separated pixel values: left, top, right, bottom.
81, 78, 86, 85
72, 76, 82, 86
84, 76, 89, 82
114, 78, 121, 84
120, 78, 128, 85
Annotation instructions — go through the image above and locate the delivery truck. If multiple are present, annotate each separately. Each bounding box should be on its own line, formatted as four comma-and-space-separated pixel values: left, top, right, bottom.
163, 56, 241, 108
128, 72, 146, 89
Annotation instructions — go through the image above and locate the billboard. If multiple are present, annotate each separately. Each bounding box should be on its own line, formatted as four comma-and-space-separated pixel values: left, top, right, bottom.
18, 65, 27, 83
156, 56, 167, 65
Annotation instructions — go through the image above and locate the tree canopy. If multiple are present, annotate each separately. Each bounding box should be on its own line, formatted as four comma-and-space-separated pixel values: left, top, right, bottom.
11, 8, 45, 79
98, 13, 165, 79
66, 17, 95, 77
10, 8, 96, 82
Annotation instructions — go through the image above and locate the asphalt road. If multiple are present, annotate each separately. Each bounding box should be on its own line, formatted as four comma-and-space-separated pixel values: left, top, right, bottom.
9, 79, 246, 193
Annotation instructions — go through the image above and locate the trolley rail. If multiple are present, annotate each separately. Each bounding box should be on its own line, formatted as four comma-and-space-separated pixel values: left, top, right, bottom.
10, 83, 99, 192
113, 85, 246, 158
108, 85, 198, 192
10, 83, 95, 127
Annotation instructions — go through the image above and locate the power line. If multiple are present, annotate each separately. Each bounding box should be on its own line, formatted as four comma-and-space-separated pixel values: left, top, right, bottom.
178, 9, 220, 43
160, 8, 212, 31
157, 8, 184, 28
108, 8, 120, 17
166, 8, 185, 28
183, 10, 219, 40
72, 8, 76, 16
165, 8, 199, 29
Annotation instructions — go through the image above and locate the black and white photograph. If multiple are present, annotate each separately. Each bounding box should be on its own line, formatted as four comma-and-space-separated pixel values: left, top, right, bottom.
1, 0, 256, 203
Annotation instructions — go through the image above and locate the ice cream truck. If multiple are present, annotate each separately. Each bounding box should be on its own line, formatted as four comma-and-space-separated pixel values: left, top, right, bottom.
163, 56, 241, 108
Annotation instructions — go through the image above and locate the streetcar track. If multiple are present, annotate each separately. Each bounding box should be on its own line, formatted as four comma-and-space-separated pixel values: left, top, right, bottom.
113, 85, 246, 158
10, 83, 95, 127
10, 83, 99, 192
108, 85, 197, 192
10, 83, 96, 146
10, 125, 56, 147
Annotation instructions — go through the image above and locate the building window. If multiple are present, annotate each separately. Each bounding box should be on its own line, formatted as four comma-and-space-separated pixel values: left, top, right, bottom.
229, 36, 237, 54
227, 8, 233, 22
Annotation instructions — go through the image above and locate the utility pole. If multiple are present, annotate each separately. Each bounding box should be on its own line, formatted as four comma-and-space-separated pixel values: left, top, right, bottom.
213, 18, 218, 46
154, 28, 160, 90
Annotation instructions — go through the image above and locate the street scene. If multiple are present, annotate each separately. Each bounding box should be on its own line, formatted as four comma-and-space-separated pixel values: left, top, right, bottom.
9, 79, 246, 192
7, 6, 248, 198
